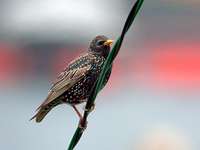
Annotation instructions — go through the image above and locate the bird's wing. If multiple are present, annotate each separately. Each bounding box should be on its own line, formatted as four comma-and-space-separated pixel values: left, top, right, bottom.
36, 53, 93, 110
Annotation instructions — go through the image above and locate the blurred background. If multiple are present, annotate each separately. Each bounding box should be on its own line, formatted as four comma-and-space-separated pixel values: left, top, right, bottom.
0, 0, 200, 149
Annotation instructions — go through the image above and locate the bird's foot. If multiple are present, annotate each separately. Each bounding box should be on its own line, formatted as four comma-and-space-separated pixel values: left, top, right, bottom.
78, 117, 88, 133
72, 106, 88, 132
82, 102, 96, 113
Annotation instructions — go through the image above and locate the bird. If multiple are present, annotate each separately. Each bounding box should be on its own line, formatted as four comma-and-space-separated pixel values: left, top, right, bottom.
29, 35, 114, 129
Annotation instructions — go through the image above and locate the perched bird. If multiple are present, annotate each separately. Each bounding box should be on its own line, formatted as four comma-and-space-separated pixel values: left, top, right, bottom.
30, 35, 114, 128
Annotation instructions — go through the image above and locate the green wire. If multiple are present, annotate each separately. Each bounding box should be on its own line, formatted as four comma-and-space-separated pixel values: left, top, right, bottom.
92, 0, 144, 102
68, 0, 144, 149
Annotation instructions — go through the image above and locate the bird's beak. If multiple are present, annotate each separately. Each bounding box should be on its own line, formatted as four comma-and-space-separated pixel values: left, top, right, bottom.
104, 40, 115, 46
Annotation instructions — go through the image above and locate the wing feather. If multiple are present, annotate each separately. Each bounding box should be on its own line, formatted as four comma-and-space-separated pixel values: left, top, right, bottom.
36, 53, 93, 110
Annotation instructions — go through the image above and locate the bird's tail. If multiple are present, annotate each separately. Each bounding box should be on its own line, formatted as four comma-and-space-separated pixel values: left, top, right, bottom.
29, 106, 52, 123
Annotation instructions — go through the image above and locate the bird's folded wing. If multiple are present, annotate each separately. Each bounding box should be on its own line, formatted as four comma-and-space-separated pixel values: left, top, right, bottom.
36, 64, 91, 111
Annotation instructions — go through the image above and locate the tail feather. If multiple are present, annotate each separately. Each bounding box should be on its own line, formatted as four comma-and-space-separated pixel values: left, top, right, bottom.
30, 99, 62, 123
29, 107, 52, 123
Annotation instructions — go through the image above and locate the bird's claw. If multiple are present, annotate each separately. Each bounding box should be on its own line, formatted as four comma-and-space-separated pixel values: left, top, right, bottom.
82, 102, 96, 113
78, 118, 88, 133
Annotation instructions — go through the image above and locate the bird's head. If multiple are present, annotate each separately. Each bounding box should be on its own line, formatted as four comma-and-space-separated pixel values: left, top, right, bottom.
88, 35, 114, 57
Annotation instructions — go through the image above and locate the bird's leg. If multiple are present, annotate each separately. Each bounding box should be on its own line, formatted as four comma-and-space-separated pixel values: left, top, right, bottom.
82, 102, 96, 113
72, 105, 82, 118
72, 105, 88, 132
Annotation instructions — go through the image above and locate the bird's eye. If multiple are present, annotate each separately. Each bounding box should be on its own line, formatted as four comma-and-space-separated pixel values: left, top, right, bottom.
97, 41, 104, 46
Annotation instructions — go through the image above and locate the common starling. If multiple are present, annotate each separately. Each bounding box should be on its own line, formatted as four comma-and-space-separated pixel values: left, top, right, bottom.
30, 35, 114, 126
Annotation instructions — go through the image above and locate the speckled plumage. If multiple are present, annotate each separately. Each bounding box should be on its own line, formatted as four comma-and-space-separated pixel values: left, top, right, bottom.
30, 35, 114, 123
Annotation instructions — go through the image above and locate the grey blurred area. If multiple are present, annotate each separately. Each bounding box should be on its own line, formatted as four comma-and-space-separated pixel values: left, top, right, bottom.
0, 0, 200, 150
0, 0, 128, 44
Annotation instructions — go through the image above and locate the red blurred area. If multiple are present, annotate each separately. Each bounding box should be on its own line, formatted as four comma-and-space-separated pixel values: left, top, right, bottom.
0, 41, 35, 86
130, 40, 200, 89
152, 41, 200, 85
1, 38, 200, 92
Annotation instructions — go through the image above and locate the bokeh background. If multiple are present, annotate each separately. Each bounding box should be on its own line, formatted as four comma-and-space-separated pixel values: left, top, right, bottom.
1, 0, 200, 149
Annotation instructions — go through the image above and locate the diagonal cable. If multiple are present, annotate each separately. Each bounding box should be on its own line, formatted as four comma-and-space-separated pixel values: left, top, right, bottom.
67, 0, 144, 149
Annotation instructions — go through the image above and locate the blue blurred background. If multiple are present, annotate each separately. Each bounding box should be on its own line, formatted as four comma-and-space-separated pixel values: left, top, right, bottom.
0, 0, 200, 149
